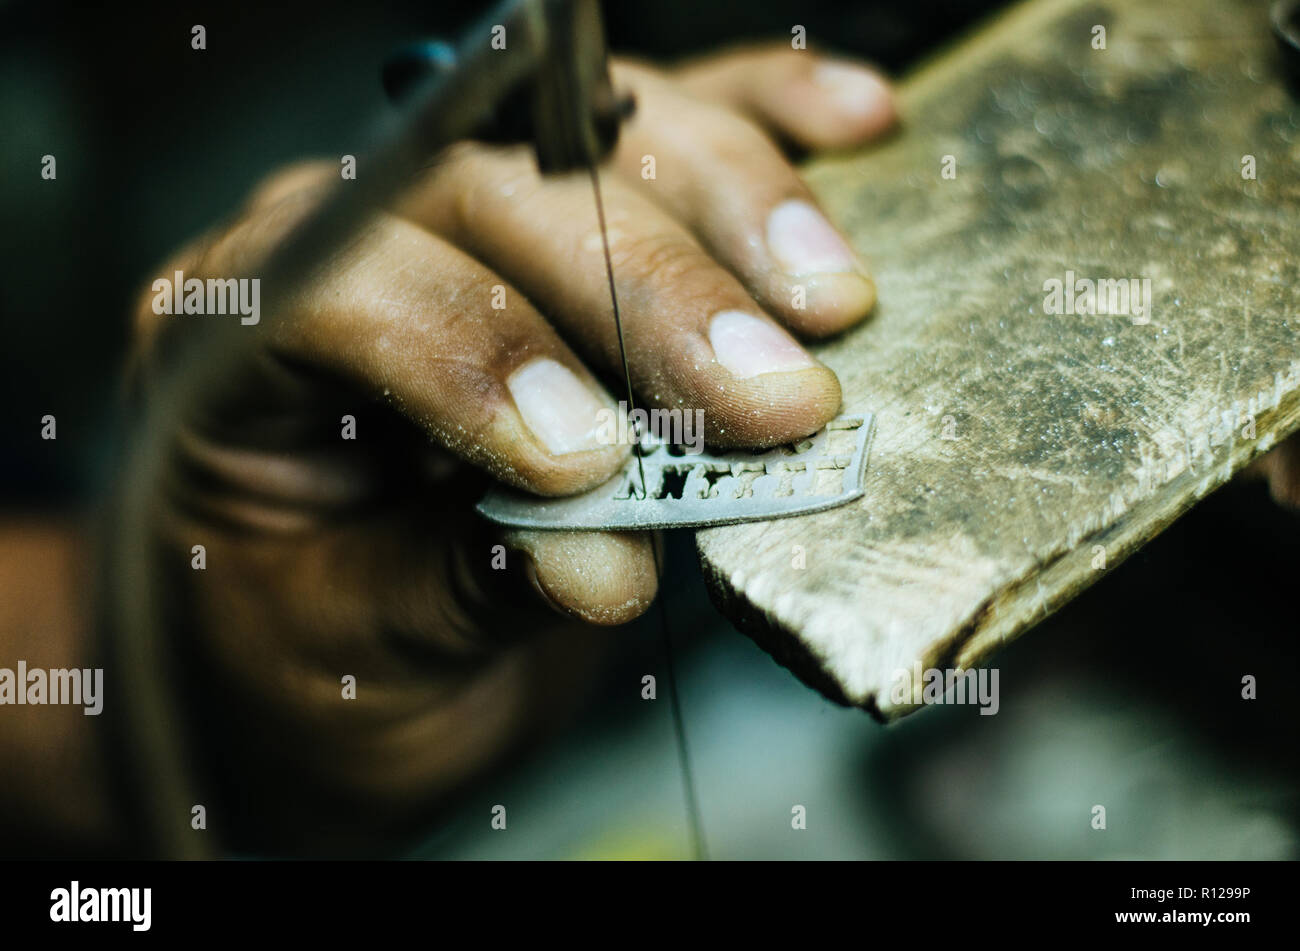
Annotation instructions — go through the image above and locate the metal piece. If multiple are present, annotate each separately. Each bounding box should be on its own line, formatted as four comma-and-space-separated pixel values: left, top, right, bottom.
588, 151, 705, 858
588, 166, 649, 499
477, 414, 875, 531
525, 0, 632, 172
382, 0, 632, 173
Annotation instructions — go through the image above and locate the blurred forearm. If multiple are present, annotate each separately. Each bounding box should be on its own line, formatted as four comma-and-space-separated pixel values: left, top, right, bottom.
0, 517, 122, 856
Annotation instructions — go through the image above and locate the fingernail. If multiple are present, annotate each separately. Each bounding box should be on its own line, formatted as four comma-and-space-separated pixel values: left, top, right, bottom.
708, 310, 817, 379
767, 199, 862, 276
812, 62, 894, 124
507, 358, 614, 454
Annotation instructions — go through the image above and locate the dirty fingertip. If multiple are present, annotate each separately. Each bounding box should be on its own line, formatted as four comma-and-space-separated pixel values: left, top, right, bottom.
508, 530, 658, 625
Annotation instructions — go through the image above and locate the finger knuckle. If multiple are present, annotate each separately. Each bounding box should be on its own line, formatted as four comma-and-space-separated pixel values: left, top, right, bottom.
610, 230, 730, 299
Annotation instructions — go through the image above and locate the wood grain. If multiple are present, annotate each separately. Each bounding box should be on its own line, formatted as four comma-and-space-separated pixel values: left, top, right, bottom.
696, 0, 1300, 718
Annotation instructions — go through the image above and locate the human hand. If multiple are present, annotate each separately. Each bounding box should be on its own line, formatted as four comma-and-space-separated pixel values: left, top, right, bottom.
131, 43, 896, 850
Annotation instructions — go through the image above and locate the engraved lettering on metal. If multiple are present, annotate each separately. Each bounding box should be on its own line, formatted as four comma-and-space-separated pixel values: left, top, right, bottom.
477, 413, 875, 531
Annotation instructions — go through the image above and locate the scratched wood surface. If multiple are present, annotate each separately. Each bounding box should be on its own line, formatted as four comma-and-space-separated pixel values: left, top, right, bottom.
697, 0, 1300, 718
